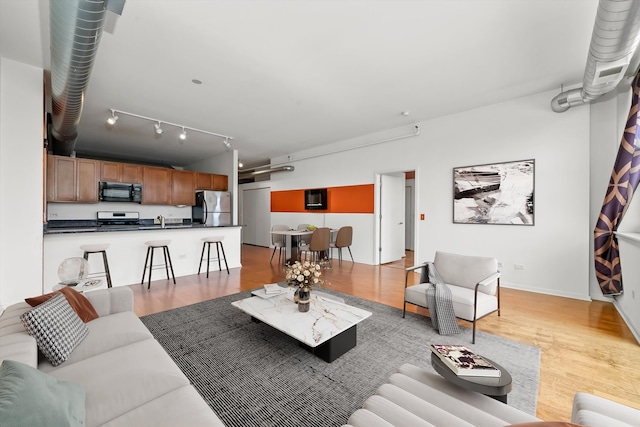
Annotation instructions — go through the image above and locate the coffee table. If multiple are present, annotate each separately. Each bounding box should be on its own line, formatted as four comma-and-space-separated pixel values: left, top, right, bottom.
431, 352, 512, 403
231, 287, 372, 362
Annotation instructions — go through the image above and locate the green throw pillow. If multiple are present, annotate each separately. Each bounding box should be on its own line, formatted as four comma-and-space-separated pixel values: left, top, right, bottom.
0, 360, 86, 427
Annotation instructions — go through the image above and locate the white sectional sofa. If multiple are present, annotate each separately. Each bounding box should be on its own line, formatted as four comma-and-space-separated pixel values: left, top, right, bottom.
0, 287, 223, 427
344, 363, 640, 427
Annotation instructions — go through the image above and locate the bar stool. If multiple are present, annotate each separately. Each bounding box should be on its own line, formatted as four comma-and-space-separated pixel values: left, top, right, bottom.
80, 243, 113, 288
198, 236, 229, 277
141, 240, 176, 289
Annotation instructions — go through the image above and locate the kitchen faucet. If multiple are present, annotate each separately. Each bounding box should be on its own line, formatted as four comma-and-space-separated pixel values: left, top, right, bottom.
157, 215, 165, 228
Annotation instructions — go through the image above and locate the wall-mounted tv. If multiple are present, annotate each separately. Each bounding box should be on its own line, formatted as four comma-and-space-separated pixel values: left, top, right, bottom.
304, 188, 327, 210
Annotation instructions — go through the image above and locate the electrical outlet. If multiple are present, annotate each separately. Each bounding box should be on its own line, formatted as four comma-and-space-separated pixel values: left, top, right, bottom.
514, 264, 525, 270
50, 213, 58, 217
179, 254, 187, 260
497, 262, 503, 269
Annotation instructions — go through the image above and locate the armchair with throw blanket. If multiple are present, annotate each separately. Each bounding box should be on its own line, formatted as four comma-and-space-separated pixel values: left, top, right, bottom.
403, 251, 501, 343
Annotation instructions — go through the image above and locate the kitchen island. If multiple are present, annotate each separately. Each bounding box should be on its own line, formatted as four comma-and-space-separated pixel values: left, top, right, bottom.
43, 225, 242, 292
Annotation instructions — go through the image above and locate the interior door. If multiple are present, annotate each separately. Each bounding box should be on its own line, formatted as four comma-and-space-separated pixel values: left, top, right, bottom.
241, 188, 271, 247
380, 173, 406, 263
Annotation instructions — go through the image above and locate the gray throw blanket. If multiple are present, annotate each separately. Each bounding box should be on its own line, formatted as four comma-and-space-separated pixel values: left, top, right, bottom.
422, 262, 460, 335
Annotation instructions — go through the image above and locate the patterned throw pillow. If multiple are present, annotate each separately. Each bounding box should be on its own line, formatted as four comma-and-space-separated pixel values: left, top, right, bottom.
25, 286, 99, 322
20, 293, 89, 366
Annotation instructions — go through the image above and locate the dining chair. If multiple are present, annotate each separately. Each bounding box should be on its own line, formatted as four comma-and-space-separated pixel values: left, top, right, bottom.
297, 224, 312, 247
300, 227, 331, 264
329, 226, 354, 265
270, 224, 290, 265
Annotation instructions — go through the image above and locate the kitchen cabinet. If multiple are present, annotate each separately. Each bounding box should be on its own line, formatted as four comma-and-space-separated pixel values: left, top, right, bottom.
76, 159, 99, 202
195, 172, 213, 190
142, 167, 171, 205
100, 161, 143, 183
213, 174, 228, 191
196, 172, 228, 191
46, 155, 98, 202
171, 170, 196, 206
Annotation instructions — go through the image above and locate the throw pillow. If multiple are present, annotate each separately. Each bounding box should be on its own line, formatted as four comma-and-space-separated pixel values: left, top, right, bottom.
20, 294, 89, 366
0, 359, 86, 427
25, 286, 99, 322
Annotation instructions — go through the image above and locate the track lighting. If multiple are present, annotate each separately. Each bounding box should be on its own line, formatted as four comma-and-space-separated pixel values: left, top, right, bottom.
106, 109, 118, 125
105, 108, 233, 146
238, 161, 243, 168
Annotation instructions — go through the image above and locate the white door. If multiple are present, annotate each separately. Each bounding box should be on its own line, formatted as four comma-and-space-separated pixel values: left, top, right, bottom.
242, 188, 271, 247
380, 174, 405, 263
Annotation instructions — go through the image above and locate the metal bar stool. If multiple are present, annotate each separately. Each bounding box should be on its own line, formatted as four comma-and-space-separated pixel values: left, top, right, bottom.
80, 243, 113, 288
198, 236, 229, 276
141, 240, 176, 289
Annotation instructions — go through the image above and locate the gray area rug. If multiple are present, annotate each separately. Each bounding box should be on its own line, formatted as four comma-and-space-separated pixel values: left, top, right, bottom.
141, 289, 540, 427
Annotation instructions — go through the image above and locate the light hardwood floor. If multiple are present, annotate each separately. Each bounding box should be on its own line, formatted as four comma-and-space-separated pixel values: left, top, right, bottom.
129, 244, 640, 422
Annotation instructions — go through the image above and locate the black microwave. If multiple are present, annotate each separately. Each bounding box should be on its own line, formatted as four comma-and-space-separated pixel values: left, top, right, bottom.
99, 182, 142, 203
304, 188, 327, 210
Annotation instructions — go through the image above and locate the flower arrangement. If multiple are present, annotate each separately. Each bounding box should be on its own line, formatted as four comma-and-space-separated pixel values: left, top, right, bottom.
284, 260, 325, 290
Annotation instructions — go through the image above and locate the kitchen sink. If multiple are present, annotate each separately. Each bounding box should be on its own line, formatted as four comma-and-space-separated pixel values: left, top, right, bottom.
138, 225, 192, 230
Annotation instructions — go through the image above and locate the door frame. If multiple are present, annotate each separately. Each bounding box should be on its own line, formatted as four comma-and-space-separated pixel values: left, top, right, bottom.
373, 168, 420, 265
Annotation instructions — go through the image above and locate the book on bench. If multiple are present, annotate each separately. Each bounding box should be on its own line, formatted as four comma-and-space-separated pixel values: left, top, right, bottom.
431, 344, 501, 377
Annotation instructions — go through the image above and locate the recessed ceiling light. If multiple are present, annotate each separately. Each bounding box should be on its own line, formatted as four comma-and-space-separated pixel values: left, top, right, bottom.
401, 111, 410, 116
192, 79, 202, 85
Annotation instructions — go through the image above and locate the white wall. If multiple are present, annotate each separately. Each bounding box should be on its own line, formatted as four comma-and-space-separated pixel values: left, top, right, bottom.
0, 58, 44, 307
247, 89, 592, 300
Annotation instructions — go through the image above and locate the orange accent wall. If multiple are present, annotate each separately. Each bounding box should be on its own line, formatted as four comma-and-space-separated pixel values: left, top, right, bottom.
271, 184, 374, 214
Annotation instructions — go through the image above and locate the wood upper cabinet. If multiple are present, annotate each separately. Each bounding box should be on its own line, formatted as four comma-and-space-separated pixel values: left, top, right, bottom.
213, 174, 228, 191
100, 161, 142, 183
195, 172, 228, 191
142, 166, 171, 205
46, 155, 98, 203
76, 159, 99, 202
195, 172, 214, 190
171, 170, 196, 206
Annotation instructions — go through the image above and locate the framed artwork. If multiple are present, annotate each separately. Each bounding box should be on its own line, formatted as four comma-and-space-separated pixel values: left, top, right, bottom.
453, 159, 534, 225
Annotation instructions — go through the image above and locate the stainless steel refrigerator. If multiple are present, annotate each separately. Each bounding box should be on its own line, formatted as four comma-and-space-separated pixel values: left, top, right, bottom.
192, 190, 232, 226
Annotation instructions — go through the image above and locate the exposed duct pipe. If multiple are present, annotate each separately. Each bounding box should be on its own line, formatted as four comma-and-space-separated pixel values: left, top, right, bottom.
49, 0, 113, 156
551, 0, 640, 113
238, 165, 295, 180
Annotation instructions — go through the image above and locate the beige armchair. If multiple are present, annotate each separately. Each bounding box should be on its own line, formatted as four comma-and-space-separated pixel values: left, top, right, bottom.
403, 251, 501, 343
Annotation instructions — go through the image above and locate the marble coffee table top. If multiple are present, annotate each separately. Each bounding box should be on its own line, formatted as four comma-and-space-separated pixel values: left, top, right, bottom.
231, 287, 372, 348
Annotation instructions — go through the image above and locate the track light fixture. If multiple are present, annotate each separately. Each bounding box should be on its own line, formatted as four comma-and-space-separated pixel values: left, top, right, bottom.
105, 108, 233, 145
106, 109, 118, 125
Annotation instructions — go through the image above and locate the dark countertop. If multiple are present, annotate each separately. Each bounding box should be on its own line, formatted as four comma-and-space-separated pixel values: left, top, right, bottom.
44, 221, 239, 235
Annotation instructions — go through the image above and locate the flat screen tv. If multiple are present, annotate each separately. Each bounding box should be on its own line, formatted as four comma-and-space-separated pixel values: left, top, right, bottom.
304, 188, 327, 210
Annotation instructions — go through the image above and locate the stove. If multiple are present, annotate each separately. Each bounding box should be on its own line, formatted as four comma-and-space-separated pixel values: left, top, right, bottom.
97, 211, 140, 228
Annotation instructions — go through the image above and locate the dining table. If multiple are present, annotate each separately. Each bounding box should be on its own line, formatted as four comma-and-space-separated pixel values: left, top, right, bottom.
270, 228, 337, 264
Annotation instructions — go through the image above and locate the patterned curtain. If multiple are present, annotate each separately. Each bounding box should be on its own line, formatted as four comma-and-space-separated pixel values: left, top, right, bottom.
594, 72, 640, 296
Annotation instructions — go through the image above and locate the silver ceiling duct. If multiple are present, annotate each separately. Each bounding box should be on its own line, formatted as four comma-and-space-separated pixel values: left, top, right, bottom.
238, 165, 295, 180
49, 0, 124, 155
551, 0, 640, 113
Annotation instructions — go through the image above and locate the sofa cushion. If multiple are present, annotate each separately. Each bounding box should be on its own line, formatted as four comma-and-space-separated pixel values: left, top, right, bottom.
20, 294, 89, 367
26, 286, 99, 322
99, 385, 225, 427
39, 311, 154, 373
572, 392, 640, 427
47, 339, 191, 427
0, 333, 37, 368
0, 359, 86, 427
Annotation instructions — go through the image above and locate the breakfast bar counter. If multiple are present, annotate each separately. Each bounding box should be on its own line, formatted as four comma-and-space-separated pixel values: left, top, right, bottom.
43, 225, 242, 293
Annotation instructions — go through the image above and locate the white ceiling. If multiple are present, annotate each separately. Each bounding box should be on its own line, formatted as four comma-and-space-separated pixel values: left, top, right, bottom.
1, 0, 599, 169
